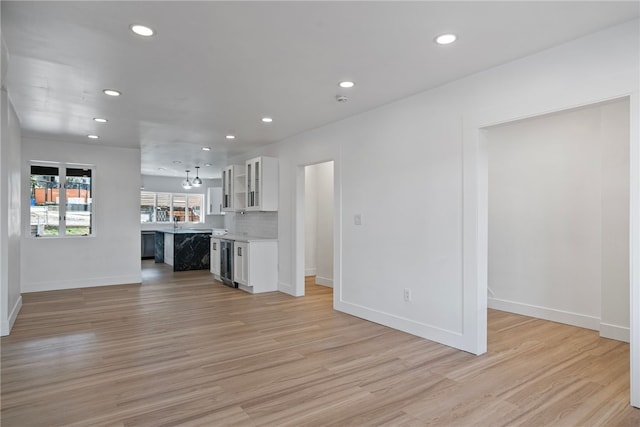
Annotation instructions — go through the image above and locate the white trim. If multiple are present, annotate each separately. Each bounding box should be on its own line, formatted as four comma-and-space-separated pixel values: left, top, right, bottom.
488, 297, 600, 331
305, 268, 316, 276
332, 157, 342, 313
315, 276, 333, 288
294, 165, 306, 296
22, 275, 141, 293
600, 323, 630, 343
629, 91, 640, 408
1, 295, 22, 336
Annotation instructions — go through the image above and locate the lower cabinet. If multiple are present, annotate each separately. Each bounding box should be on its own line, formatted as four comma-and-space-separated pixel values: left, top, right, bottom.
233, 241, 248, 286
233, 240, 277, 293
210, 238, 221, 277
141, 231, 155, 259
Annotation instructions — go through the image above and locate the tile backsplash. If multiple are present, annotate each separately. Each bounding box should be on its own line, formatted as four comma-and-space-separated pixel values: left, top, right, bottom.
224, 211, 278, 238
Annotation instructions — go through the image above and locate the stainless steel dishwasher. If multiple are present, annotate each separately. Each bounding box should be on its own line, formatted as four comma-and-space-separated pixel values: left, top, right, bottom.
220, 239, 236, 287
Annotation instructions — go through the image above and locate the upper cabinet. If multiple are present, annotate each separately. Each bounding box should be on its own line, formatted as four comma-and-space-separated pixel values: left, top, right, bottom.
245, 156, 278, 211
221, 165, 246, 213
206, 187, 223, 215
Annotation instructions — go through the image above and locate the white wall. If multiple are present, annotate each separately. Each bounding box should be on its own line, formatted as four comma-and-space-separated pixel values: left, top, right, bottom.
487, 99, 629, 341
0, 87, 23, 336
140, 174, 225, 231
21, 139, 141, 292
304, 161, 334, 286
227, 20, 638, 359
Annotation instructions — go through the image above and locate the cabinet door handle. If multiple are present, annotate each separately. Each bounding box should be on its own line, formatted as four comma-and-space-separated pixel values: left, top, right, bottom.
238, 247, 242, 256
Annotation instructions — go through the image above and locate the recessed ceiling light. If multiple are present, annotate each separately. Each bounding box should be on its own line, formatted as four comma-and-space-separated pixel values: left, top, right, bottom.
202, 147, 211, 151
93, 118, 108, 123
172, 160, 182, 164
158, 167, 167, 171
103, 89, 121, 97
87, 134, 99, 139
226, 135, 236, 140
130, 24, 154, 37
339, 81, 355, 89
435, 34, 457, 45
262, 117, 273, 123
204, 163, 212, 167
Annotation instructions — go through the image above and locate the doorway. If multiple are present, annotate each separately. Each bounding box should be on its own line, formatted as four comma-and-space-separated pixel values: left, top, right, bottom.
303, 161, 335, 295
485, 98, 630, 340
474, 96, 639, 407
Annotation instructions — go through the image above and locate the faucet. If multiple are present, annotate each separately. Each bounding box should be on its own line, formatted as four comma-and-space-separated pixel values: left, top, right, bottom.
173, 215, 179, 230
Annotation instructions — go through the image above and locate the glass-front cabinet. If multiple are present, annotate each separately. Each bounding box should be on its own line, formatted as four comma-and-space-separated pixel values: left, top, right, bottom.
245, 156, 278, 211
221, 165, 245, 212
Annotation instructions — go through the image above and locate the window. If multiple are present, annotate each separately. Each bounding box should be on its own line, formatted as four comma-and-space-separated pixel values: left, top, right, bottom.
140, 191, 204, 224
30, 163, 93, 237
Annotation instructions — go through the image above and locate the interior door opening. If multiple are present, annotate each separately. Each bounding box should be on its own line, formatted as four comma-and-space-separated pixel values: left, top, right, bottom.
303, 161, 334, 296
486, 98, 630, 343
484, 98, 631, 399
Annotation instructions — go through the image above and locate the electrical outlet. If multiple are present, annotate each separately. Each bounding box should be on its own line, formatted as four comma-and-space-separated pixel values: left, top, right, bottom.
403, 288, 411, 302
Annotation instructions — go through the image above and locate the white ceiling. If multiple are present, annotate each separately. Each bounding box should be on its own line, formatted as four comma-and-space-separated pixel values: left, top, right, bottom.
2, 1, 638, 179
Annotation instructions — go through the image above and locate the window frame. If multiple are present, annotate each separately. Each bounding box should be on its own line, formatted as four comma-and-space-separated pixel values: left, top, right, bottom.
140, 191, 205, 224
30, 161, 95, 238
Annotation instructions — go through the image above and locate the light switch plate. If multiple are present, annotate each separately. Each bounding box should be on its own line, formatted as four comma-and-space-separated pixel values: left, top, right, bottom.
354, 214, 362, 225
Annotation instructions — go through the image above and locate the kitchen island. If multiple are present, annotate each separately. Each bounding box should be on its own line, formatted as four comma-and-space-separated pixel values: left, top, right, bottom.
154, 229, 211, 271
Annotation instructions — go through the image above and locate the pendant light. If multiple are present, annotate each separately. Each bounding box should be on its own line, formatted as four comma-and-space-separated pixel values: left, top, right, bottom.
192, 166, 203, 187
182, 170, 192, 190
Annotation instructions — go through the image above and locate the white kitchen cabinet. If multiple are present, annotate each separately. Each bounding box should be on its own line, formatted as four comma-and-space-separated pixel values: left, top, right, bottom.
233, 240, 278, 293
233, 241, 249, 286
210, 238, 221, 277
206, 187, 223, 215
245, 156, 278, 211
222, 165, 246, 212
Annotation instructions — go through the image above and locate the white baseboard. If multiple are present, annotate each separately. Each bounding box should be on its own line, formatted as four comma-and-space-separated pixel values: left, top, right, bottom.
22, 275, 142, 293
1, 295, 22, 336
278, 281, 300, 296
488, 297, 600, 331
315, 275, 333, 288
600, 322, 630, 343
334, 299, 471, 353
305, 268, 317, 276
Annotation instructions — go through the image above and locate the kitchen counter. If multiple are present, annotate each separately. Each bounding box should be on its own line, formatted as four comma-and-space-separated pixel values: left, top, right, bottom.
159, 228, 213, 234
212, 233, 277, 242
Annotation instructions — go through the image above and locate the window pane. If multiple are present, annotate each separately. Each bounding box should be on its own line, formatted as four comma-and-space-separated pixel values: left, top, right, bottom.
65, 168, 92, 236
173, 194, 186, 222
140, 191, 155, 223
30, 165, 60, 236
156, 193, 171, 222
188, 194, 203, 222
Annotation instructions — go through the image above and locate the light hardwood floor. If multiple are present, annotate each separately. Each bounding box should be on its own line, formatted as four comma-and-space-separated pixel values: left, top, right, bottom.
1, 261, 638, 426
